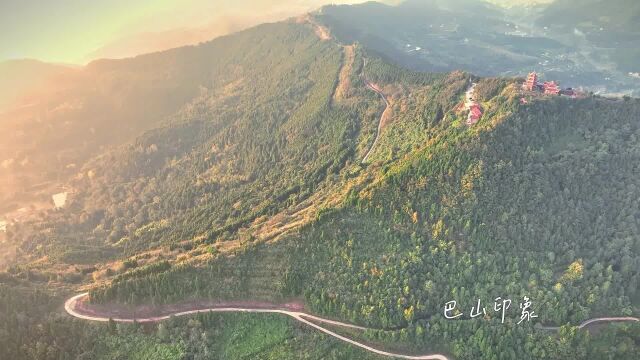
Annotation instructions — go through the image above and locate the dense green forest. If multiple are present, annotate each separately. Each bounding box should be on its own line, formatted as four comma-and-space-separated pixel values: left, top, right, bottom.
2, 14, 640, 360
87, 69, 640, 358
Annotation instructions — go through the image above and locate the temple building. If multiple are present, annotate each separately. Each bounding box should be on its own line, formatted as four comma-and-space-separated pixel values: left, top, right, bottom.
543, 81, 560, 95
467, 104, 483, 125
523, 72, 538, 91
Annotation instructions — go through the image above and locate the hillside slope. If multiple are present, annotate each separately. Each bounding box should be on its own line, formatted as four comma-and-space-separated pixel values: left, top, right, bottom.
7, 21, 390, 265
2, 21, 347, 221
93, 74, 640, 359
90, 69, 640, 358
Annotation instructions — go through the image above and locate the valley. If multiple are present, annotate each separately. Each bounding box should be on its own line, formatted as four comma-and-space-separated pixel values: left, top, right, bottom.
318, 0, 640, 96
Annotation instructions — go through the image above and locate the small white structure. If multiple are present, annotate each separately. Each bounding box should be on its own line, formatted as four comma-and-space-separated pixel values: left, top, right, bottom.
52, 192, 68, 209
0, 220, 6, 232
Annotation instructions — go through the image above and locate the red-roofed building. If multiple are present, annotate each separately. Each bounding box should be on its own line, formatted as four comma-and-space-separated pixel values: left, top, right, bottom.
544, 81, 560, 95
467, 104, 483, 125
524, 72, 538, 91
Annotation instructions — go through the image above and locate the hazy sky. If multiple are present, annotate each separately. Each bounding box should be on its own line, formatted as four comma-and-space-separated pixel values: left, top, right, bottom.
0, 0, 380, 64
488, 0, 553, 6
1, 0, 555, 63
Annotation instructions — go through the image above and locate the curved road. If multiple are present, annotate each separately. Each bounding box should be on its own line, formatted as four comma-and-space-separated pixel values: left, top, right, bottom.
578, 317, 639, 328
536, 316, 639, 331
66, 293, 638, 358
65, 293, 449, 360
362, 58, 391, 164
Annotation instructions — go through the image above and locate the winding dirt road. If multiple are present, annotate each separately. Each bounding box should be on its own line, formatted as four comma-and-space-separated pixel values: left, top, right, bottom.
65, 293, 639, 358
536, 316, 639, 331
578, 317, 639, 328
65, 293, 449, 360
362, 58, 391, 164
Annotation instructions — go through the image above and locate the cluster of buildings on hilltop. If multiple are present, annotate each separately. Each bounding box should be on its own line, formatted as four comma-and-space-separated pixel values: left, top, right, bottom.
464, 72, 582, 126
523, 72, 577, 97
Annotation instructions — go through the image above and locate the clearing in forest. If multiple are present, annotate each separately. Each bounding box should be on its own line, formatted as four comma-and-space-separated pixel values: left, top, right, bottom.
334, 45, 356, 102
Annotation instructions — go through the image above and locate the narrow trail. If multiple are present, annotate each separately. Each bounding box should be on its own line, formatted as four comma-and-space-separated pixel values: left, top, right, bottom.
65, 293, 449, 360
362, 58, 391, 164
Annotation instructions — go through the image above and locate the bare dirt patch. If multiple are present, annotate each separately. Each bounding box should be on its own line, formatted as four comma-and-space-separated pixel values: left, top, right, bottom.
334, 45, 355, 102
296, 14, 331, 41
314, 24, 331, 41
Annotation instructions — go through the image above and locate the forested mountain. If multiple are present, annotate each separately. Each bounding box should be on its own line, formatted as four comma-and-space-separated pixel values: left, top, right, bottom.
87, 70, 640, 359
1, 8, 639, 360
2, 23, 314, 221
8, 21, 378, 266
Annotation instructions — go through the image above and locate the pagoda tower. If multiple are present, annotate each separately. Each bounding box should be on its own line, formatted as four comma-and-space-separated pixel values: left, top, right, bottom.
524, 72, 538, 91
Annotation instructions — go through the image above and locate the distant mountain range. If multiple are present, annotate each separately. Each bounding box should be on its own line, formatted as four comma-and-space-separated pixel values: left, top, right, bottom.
488, 0, 553, 7
537, 0, 640, 73
538, 0, 640, 33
